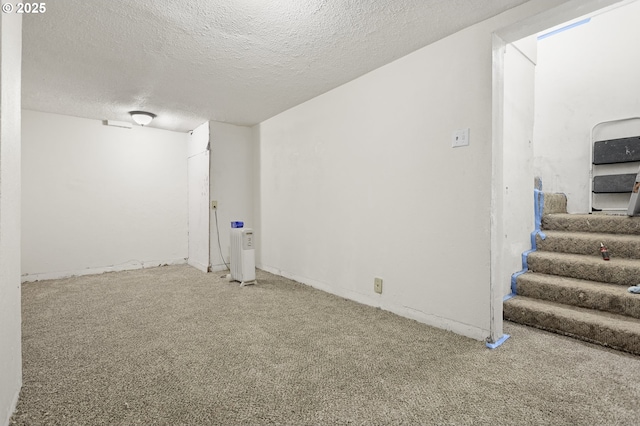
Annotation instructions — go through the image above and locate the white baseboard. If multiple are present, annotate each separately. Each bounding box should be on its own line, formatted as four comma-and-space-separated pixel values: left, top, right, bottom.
209, 263, 228, 273
258, 264, 489, 342
21, 258, 188, 282
187, 260, 209, 273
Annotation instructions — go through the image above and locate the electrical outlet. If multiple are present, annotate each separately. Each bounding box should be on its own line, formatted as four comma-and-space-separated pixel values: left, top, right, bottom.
211, 200, 218, 210
374, 277, 383, 294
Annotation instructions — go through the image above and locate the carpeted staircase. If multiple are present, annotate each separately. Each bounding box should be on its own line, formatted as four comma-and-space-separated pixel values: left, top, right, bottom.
504, 194, 640, 355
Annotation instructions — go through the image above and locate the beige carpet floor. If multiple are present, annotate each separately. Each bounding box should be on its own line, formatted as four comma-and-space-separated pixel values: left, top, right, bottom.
10, 265, 640, 425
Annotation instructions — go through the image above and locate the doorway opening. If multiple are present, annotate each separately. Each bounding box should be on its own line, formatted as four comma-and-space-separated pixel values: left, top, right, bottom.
490, 0, 638, 343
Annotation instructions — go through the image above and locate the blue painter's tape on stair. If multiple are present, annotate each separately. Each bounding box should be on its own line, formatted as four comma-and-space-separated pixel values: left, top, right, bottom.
531, 187, 546, 249
511, 250, 531, 292
504, 184, 547, 348
503, 293, 516, 302
510, 185, 546, 294
511, 269, 527, 295
486, 334, 510, 349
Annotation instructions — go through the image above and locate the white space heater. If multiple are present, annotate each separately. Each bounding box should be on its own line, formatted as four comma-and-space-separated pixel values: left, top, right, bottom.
230, 226, 256, 286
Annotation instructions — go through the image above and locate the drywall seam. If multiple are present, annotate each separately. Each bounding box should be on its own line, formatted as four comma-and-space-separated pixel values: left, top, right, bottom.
21, 258, 187, 282
509, 185, 546, 295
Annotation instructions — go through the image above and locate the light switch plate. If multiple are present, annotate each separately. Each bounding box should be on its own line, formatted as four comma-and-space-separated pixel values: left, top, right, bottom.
452, 128, 470, 148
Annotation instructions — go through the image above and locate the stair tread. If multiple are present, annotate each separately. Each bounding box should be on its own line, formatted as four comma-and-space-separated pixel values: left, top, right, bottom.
543, 213, 640, 235
504, 296, 640, 354
504, 296, 640, 333
527, 251, 640, 286
528, 250, 640, 266
538, 230, 640, 259
545, 213, 640, 220
516, 272, 640, 318
518, 272, 634, 294
542, 229, 640, 241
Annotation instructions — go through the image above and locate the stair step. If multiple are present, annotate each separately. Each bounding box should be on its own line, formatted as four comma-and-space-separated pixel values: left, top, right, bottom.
527, 251, 640, 286
543, 213, 640, 235
504, 296, 640, 355
537, 230, 640, 259
516, 272, 640, 319
543, 193, 567, 214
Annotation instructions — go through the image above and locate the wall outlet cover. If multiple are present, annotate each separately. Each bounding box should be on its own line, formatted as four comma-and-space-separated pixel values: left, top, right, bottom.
374, 277, 383, 294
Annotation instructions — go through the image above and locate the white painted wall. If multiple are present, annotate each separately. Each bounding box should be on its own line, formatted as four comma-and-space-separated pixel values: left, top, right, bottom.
21, 110, 189, 281
0, 12, 22, 426
209, 121, 254, 271
188, 121, 210, 157
501, 38, 537, 296
188, 121, 210, 272
252, 125, 263, 267
533, 0, 640, 213
256, 1, 568, 341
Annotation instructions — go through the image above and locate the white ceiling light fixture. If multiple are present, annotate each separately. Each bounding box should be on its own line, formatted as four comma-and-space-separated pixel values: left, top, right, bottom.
129, 111, 156, 126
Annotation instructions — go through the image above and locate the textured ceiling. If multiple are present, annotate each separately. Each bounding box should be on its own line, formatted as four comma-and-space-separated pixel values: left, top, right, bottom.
22, 0, 530, 132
